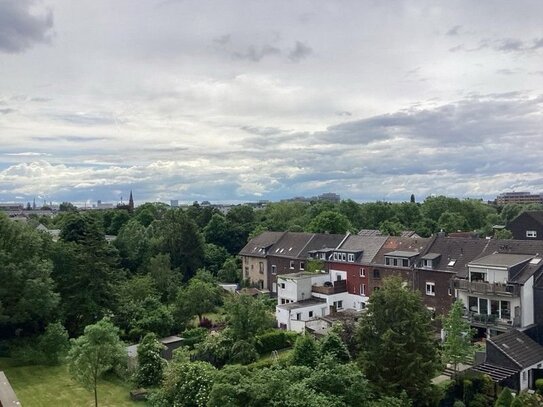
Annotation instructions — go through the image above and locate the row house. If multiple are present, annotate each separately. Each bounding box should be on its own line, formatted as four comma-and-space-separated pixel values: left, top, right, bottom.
239, 231, 285, 290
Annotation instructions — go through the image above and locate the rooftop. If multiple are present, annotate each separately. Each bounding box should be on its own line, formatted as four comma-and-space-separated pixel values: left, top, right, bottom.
489, 330, 543, 369
385, 250, 420, 258
277, 297, 326, 310
470, 253, 534, 268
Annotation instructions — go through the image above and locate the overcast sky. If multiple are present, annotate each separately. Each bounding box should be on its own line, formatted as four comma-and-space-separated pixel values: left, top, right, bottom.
1, 0, 543, 205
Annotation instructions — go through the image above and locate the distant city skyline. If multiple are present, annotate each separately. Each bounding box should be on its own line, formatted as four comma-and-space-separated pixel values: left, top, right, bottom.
1, 1, 543, 203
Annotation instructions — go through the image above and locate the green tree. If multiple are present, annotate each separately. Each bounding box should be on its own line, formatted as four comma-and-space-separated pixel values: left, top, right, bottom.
495, 229, 513, 239
217, 257, 241, 283
204, 243, 229, 274
442, 300, 474, 373
68, 318, 126, 407
319, 332, 350, 363
59, 202, 77, 212
495, 387, 513, 407
175, 278, 219, 324
114, 219, 150, 272
291, 334, 319, 367
39, 322, 70, 365
307, 210, 352, 234
438, 211, 468, 233
150, 360, 216, 407
136, 333, 166, 388
378, 219, 404, 236
224, 295, 275, 341
230, 339, 259, 365
357, 277, 439, 405
147, 254, 181, 302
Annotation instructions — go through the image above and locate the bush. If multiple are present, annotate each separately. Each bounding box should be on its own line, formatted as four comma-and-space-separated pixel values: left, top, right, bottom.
230, 340, 258, 365
453, 401, 465, 407
199, 317, 213, 329
181, 327, 208, 349
255, 330, 298, 355
536, 378, 543, 395
39, 322, 70, 365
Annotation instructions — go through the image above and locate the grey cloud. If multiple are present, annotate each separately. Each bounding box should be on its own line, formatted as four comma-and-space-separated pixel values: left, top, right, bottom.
456, 37, 543, 54
0, 108, 16, 114
496, 69, 517, 75
52, 112, 117, 126
213, 34, 231, 45
288, 41, 312, 62
232, 44, 281, 62
0, 0, 54, 53
446, 25, 462, 36
33, 135, 107, 142
241, 126, 283, 136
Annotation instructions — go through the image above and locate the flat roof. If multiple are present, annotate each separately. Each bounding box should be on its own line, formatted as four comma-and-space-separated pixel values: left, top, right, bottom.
470, 253, 533, 268
278, 272, 324, 280
385, 250, 420, 258
421, 253, 441, 260
277, 298, 326, 310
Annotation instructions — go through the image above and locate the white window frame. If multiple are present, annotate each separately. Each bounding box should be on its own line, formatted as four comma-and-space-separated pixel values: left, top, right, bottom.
309, 311, 313, 318
360, 268, 366, 277
527, 230, 537, 238
341, 253, 346, 261
348, 253, 355, 262
289, 260, 294, 269
426, 282, 436, 296
271, 265, 277, 274
360, 284, 366, 295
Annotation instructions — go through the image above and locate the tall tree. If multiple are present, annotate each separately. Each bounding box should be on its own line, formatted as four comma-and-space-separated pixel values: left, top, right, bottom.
442, 300, 474, 373
224, 295, 275, 341
307, 210, 352, 234
357, 277, 439, 405
136, 333, 166, 388
175, 278, 219, 324
68, 318, 126, 407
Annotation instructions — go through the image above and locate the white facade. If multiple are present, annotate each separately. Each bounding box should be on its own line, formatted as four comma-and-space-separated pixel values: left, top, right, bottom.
276, 301, 329, 332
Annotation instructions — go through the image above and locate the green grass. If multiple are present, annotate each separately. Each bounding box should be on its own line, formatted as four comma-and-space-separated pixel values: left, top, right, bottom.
0, 358, 144, 407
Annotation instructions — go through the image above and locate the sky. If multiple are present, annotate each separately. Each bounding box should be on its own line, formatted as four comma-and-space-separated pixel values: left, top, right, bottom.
1, 0, 543, 205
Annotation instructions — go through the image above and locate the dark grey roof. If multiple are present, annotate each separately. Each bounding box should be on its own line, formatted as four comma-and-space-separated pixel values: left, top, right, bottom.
277, 297, 326, 310
298, 233, 346, 258
421, 253, 441, 260
373, 236, 430, 265
489, 330, 543, 369
469, 253, 533, 268
510, 211, 543, 227
239, 231, 285, 257
471, 363, 519, 382
384, 250, 420, 258
357, 229, 419, 238
336, 235, 388, 263
269, 232, 315, 259
509, 260, 543, 284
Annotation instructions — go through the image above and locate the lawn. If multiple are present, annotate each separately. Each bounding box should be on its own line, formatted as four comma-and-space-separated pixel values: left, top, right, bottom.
0, 358, 144, 407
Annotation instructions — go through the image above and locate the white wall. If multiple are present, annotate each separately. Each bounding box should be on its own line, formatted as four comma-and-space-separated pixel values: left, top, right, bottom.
330, 269, 347, 282
312, 291, 365, 311
521, 276, 534, 327
468, 266, 508, 284
276, 302, 329, 332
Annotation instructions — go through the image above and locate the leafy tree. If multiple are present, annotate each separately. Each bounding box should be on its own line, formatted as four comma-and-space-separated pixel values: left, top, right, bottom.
495, 229, 513, 239
136, 333, 166, 388
203, 214, 231, 249
230, 340, 259, 365
338, 199, 365, 229
59, 202, 77, 212
147, 253, 181, 302
378, 219, 404, 236
114, 219, 150, 272
360, 202, 396, 229
306, 258, 325, 273
40, 322, 70, 365
500, 204, 523, 224
319, 332, 350, 363
175, 278, 219, 324
307, 210, 352, 234
204, 243, 229, 274
291, 334, 319, 367
217, 257, 241, 283
154, 209, 204, 280
495, 387, 513, 407
0, 215, 59, 337
357, 277, 439, 405
442, 300, 474, 373
60, 212, 104, 243
149, 360, 216, 407
106, 210, 131, 235
68, 318, 126, 407
438, 211, 468, 233
259, 201, 308, 231
224, 295, 275, 341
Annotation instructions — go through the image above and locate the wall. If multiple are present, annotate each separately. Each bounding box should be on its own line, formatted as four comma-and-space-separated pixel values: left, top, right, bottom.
509, 212, 543, 240
521, 276, 535, 327
329, 261, 370, 298
416, 269, 454, 315
242, 255, 268, 290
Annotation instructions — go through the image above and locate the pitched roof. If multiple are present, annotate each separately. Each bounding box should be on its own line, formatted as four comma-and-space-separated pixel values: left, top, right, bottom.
510, 211, 543, 226
357, 229, 419, 238
269, 232, 316, 259
297, 233, 346, 258
489, 330, 543, 369
239, 231, 285, 257
336, 234, 388, 263
372, 236, 430, 265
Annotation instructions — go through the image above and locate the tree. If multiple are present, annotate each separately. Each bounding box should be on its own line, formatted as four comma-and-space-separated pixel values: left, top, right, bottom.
319, 332, 350, 363
114, 219, 151, 272
307, 210, 352, 234
68, 318, 126, 407
356, 277, 439, 405
378, 219, 404, 236
291, 334, 319, 367
495, 387, 513, 407
59, 202, 77, 212
175, 278, 219, 324
495, 229, 513, 239
224, 295, 275, 341
217, 257, 241, 283
442, 300, 474, 373
147, 254, 181, 302
40, 322, 70, 365
438, 211, 467, 233
149, 360, 216, 407
204, 243, 229, 274
410, 194, 416, 203
136, 333, 166, 388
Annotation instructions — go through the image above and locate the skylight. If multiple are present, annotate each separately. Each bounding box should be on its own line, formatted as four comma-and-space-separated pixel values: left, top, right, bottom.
448, 259, 457, 266
530, 258, 542, 265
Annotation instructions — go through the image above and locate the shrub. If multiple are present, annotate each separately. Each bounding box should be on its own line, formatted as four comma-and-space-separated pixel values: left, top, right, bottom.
453, 401, 466, 407
199, 317, 213, 329
230, 340, 258, 365
39, 322, 70, 365
255, 330, 298, 355
181, 327, 208, 349
536, 378, 543, 395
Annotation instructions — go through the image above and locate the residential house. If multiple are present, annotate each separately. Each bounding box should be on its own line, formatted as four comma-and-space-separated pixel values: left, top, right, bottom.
508, 211, 543, 240
472, 329, 543, 391
239, 231, 285, 290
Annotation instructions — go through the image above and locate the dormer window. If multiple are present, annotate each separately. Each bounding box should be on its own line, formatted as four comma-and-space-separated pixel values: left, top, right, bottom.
341, 253, 346, 261
348, 253, 355, 262
527, 230, 537, 238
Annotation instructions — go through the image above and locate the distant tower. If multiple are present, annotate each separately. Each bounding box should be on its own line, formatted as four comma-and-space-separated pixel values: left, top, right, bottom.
32, 198, 36, 210
128, 190, 134, 212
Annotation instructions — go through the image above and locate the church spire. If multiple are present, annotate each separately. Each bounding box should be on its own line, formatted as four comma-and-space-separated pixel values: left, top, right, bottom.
128, 190, 134, 212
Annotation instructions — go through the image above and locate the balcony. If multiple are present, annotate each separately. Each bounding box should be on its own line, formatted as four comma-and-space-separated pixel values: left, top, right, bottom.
464, 311, 520, 329
453, 279, 520, 296
312, 279, 347, 295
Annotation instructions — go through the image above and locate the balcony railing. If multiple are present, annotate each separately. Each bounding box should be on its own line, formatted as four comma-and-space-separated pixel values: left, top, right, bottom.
312, 279, 347, 295
453, 279, 520, 296
464, 311, 520, 328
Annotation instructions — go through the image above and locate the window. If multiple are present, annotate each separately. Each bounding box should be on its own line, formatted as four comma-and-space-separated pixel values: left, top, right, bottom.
280, 283, 285, 289
385, 258, 391, 266
320, 253, 326, 260
348, 253, 355, 262
296, 313, 301, 320
373, 269, 381, 279
341, 253, 346, 261
271, 265, 277, 274
300, 261, 305, 271
244, 266, 249, 278
402, 259, 409, 267
259, 262, 264, 274
281, 298, 286, 304
309, 311, 314, 318
251, 264, 254, 270
527, 230, 537, 238
333, 253, 338, 260
426, 282, 436, 296
289, 260, 294, 269
360, 284, 366, 295
360, 268, 366, 277
448, 287, 452, 296
447, 259, 457, 267
335, 300, 343, 310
